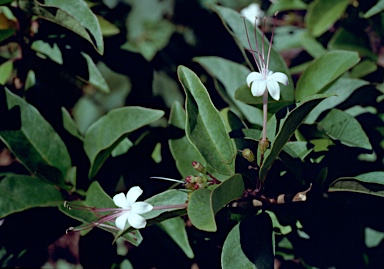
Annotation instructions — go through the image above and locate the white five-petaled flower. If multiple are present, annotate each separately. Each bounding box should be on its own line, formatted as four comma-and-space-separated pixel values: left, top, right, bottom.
243, 16, 289, 101
246, 70, 288, 101
113, 186, 153, 230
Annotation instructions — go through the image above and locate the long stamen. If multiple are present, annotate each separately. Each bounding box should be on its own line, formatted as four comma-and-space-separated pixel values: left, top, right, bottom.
266, 13, 278, 71
252, 17, 264, 72
242, 16, 260, 71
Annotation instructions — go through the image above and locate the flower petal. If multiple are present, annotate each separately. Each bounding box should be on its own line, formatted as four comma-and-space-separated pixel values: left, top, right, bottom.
131, 202, 153, 214
269, 72, 288, 86
113, 193, 129, 208
266, 80, 280, 101
127, 212, 147, 229
125, 186, 143, 204
246, 72, 263, 87
251, 80, 266, 97
115, 213, 129, 230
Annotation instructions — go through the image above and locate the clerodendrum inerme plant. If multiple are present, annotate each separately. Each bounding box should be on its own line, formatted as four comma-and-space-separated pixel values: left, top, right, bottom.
243, 15, 289, 166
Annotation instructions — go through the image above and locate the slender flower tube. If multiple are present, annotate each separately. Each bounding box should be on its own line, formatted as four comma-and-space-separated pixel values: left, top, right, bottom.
65, 186, 188, 233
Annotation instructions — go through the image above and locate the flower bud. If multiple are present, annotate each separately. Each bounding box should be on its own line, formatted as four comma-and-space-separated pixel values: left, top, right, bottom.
192, 161, 206, 174
259, 138, 270, 154
242, 148, 255, 162
185, 175, 197, 184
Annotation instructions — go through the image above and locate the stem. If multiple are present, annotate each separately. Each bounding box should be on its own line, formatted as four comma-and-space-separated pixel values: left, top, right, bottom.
262, 90, 268, 142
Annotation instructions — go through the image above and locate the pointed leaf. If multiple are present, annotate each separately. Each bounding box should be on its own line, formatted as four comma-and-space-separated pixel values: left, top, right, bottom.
329, 172, 384, 197
259, 94, 332, 183
43, 0, 104, 54
318, 109, 372, 150
81, 52, 110, 93
304, 78, 369, 124
0, 174, 63, 218
177, 65, 235, 176
364, 0, 384, 18
84, 107, 164, 178
295, 51, 360, 102
158, 217, 194, 258
305, 0, 350, 37
188, 174, 244, 231
0, 88, 71, 184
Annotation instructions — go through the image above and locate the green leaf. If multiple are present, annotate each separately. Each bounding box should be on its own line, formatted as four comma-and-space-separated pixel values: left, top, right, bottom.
60, 181, 143, 246
84, 106, 164, 178
328, 28, 377, 60
305, 0, 350, 37
267, 0, 307, 14
194, 56, 264, 126
168, 102, 206, 178
304, 78, 369, 124
0, 29, 15, 43
283, 141, 313, 160
187, 174, 244, 232
212, 5, 294, 100
295, 50, 360, 101
43, 0, 104, 54
158, 217, 194, 258
222, 213, 274, 269
177, 65, 235, 176
61, 107, 83, 141
0, 174, 63, 218
350, 59, 378, 79
300, 31, 327, 58
97, 15, 120, 37
318, 109, 372, 150
81, 52, 110, 93
0, 0, 13, 5
364, 0, 384, 18
329, 172, 384, 197
0, 60, 12, 85
273, 26, 306, 52
0, 88, 72, 184
31, 40, 63, 64
259, 94, 332, 183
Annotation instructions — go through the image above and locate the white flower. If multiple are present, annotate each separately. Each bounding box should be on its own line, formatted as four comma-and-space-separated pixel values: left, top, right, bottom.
246, 70, 288, 100
113, 186, 153, 230
240, 3, 264, 24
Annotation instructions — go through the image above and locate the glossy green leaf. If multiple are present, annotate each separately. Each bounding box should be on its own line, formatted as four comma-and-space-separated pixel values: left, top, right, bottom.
84, 107, 164, 178
188, 174, 244, 232
62, 107, 83, 141
295, 50, 360, 101
364, 0, 384, 18
222, 213, 274, 269
158, 217, 194, 258
267, 0, 307, 14
111, 138, 133, 157
0, 174, 63, 218
0, 60, 12, 85
0, 88, 71, 184
212, 5, 294, 100
81, 52, 110, 93
318, 109, 372, 150
328, 28, 377, 60
304, 78, 369, 124
259, 94, 332, 183
43, 0, 104, 54
329, 172, 384, 197
194, 56, 264, 126
177, 65, 235, 176
59, 181, 143, 246
168, 102, 206, 178
305, 0, 350, 37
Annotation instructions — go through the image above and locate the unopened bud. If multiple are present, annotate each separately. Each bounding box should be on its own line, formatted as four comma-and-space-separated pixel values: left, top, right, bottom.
259, 138, 270, 154
185, 175, 197, 184
195, 175, 207, 184
192, 161, 206, 174
242, 148, 255, 162
184, 182, 195, 190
